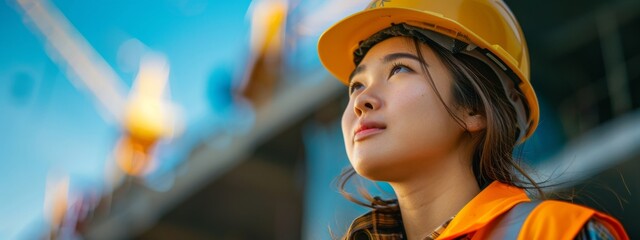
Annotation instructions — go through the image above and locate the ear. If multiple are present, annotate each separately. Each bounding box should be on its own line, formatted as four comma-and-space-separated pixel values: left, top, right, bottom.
463, 110, 486, 133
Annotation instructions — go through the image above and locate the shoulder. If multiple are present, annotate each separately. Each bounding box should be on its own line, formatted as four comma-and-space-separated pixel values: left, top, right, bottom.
527, 200, 594, 221
519, 200, 628, 240
574, 217, 628, 240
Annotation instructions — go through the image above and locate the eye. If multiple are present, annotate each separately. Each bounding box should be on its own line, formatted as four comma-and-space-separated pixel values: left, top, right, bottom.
389, 63, 413, 78
349, 81, 364, 95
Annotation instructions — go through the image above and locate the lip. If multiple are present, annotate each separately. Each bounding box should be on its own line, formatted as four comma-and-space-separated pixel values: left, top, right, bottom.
354, 121, 386, 141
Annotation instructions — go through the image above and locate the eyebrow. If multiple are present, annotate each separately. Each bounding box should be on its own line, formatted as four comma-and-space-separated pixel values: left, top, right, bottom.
349, 65, 366, 82
348, 52, 425, 83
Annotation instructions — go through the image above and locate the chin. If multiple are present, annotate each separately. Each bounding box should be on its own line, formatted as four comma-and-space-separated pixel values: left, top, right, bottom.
351, 156, 402, 182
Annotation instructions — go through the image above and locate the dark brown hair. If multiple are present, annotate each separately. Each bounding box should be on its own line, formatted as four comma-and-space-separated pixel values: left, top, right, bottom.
338, 36, 544, 239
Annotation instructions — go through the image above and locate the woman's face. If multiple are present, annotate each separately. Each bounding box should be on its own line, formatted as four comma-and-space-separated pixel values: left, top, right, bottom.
341, 37, 468, 182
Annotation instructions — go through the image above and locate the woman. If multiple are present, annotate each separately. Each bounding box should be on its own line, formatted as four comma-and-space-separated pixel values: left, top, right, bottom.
317, 0, 629, 239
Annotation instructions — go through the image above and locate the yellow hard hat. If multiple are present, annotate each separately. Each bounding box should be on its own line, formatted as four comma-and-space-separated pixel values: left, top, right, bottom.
318, 0, 539, 141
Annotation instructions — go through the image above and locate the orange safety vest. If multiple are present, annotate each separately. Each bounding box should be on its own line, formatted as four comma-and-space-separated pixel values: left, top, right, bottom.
437, 181, 629, 240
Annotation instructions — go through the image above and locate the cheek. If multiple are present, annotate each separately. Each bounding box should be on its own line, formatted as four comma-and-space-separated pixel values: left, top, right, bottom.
388, 82, 460, 153
341, 103, 354, 152
390, 84, 432, 121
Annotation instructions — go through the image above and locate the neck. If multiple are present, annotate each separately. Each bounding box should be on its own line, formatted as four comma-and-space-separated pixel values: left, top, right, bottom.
389, 148, 480, 240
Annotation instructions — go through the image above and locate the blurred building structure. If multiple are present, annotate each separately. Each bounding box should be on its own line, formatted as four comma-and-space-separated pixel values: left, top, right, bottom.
0, 0, 638, 239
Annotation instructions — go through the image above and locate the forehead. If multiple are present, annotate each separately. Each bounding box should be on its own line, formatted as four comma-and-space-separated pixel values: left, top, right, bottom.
359, 36, 438, 65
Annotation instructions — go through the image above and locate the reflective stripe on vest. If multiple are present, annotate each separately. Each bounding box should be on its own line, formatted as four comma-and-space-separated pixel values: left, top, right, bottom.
485, 201, 542, 239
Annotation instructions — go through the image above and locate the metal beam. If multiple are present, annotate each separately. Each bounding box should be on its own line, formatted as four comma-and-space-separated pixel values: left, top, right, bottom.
535, 110, 640, 190
597, 8, 632, 115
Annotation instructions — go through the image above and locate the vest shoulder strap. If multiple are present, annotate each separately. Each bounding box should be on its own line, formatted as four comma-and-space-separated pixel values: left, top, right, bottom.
486, 200, 601, 240
484, 200, 542, 239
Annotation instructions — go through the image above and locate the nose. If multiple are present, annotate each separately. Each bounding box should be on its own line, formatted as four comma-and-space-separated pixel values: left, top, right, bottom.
353, 89, 380, 117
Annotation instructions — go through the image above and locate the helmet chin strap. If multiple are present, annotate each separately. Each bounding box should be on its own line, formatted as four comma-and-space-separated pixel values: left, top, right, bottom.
354, 23, 530, 143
